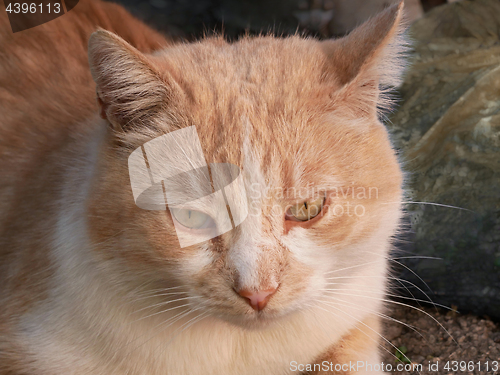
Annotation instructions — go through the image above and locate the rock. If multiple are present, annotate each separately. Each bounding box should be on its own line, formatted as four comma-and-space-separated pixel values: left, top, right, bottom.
389, 0, 500, 319
385, 324, 403, 341
326, 0, 423, 36
117, 0, 423, 41
296, 0, 423, 37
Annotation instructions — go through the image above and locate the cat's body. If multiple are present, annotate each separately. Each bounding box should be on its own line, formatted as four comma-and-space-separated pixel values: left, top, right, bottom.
0, 1, 406, 374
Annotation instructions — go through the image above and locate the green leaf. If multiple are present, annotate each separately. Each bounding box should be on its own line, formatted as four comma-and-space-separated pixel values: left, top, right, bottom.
395, 346, 411, 363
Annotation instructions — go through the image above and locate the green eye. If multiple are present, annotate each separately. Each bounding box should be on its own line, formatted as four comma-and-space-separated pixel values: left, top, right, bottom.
170, 208, 214, 229
287, 196, 325, 222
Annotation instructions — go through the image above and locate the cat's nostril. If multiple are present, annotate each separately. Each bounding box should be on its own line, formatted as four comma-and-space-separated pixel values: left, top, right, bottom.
237, 288, 277, 311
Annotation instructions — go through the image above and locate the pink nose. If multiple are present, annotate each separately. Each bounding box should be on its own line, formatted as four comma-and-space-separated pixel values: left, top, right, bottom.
237, 288, 277, 311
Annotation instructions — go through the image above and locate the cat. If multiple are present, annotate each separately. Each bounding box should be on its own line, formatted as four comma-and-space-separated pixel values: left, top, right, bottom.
0, 0, 407, 374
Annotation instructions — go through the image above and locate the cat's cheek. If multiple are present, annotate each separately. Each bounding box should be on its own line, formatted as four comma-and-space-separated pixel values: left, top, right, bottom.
281, 227, 337, 272
177, 243, 214, 277
279, 231, 334, 308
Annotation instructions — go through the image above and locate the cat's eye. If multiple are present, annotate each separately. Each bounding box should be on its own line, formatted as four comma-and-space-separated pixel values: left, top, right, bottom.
170, 208, 215, 230
286, 196, 325, 222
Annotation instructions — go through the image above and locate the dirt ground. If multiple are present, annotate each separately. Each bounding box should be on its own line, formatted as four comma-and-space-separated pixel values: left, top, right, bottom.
381, 305, 500, 374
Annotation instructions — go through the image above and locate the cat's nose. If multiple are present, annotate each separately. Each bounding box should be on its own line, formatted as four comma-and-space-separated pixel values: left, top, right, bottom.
237, 288, 277, 311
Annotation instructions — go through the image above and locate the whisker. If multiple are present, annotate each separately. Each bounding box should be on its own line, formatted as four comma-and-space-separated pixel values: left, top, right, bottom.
127, 307, 204, 355
317, 295, 424, 339
156, 309, 213, 353
125, 285, 186, 300
117, 306, 197, 360
358, 250, 440, 296
383, 201, 474, 212
312, 301, 417, 372
321, 291, 456, 344
323, 256, 441, 276
379, 274, 421, 304
129, 291, 190, 303
132, 302, 193, 323
134, 285, 185, 293
325, 275, 432, 308
132, 296, 196, 315
324, 275, 433, 303
389, 276, 429, 310
322, 283, 454, 311
389, 258, 435, 297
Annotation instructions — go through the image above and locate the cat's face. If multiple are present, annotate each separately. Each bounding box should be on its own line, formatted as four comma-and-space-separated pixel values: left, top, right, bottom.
88, 4, 405, 329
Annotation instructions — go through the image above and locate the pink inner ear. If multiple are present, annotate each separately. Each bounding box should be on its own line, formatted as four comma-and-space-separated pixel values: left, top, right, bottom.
96, 93, 108, 120
88, 30, 171, 130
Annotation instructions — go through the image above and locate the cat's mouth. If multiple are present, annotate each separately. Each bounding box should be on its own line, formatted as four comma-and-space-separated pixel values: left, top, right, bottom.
196, 283, 307, 330
222, 310, 285, 330
212, 300, 297, 330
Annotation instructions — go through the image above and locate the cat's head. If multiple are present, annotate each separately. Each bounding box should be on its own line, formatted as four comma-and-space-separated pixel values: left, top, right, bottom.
87, 3, 407, 329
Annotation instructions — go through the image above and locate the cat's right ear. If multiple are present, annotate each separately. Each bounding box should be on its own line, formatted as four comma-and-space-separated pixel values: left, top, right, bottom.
88, 29, 173, 131
320, 1, 408, 116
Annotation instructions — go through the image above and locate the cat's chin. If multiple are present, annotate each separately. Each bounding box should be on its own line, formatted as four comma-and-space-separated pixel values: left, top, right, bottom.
226, 316, 280, 330
217, 310, 292, 330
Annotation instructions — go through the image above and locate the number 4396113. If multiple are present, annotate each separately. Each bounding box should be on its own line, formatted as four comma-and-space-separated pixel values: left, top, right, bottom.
5, 3, 61, 13
444, 361, 499, 372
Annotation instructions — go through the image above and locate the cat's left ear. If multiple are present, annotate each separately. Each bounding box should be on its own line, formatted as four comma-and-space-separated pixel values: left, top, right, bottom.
88, 29, 178, 131
321, 1, 407, 116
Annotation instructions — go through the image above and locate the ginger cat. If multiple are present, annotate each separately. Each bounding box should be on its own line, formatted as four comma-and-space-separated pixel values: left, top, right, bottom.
0, 0, 407, 374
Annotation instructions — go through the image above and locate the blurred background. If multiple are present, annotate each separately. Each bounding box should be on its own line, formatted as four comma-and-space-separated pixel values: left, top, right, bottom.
113, 0, 500, 324
114, 0, 447, 40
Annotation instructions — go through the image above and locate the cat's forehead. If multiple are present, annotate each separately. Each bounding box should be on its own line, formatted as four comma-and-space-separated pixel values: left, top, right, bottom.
155, 36, 333, 102
164, 115, 352, 202
147, 37, 379, 194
